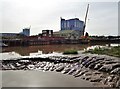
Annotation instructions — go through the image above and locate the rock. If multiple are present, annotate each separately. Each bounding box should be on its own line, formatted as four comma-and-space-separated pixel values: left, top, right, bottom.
73, 69, 81, 76
111, 63, 120, 69
74, 70, 88, 77
111, 68, 120, 75
40, 63, 46, 68
112, 76, 119, 85
61, 68, 71, 74
2, 65, 10, 70
81, 57, 93, 66
85, 76, 91, 80
15, 62, 21, 67
103, 78, 108, 84
116, 79, 120, 88
88, 62, 96, 69
90, 78, 102, 82
67, 68, 77, 75
70, 56, 81, 62
27, 64, 35, 70
18, 65, 26, 70
107, 75, 115, 82
98, 64, 113, 72
56, 66, 65, 72
44, 65, 51, 71
94, 64, 103, 70
105, 61, 117, 64
19, 60, 30, 63
84, 58, 98, 68
49, 65, 55, 71
100, 75, 106, 78
98, 63, 120, 73
80, 56, 89, 63
107, 82, 115, 87
9, 64, 16, 69
88, 61, 102, 69
84, 72, 92, 76
93, 71, 101, 75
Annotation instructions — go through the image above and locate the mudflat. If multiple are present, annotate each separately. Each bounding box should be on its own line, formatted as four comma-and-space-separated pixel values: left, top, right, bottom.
2, 70, 93, 87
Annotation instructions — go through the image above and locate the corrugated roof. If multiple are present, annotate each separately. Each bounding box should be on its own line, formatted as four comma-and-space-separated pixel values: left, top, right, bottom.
59, 30, 75, 34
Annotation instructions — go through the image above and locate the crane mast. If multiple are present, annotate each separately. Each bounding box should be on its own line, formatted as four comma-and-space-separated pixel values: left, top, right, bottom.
83, 4, 89, 36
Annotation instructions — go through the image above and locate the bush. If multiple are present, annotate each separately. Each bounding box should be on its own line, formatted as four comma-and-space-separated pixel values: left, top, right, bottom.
84, 46, 120, 58
63, 50, 78, 55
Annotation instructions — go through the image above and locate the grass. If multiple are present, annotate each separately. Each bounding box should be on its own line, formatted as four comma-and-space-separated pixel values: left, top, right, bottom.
63, 49, 78, 55
84, 46, 120, 58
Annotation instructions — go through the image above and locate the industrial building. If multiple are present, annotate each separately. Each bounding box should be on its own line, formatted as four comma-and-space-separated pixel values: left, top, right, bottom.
42, 30, 53, 37
60, 18, 85, 36
22, 28, 30, 36
0, 33, 19, 38
53, 30, 81, 40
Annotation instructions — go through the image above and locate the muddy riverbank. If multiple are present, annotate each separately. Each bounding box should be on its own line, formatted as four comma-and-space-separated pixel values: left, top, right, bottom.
2, 70, 93, 87
1, 54, 120, 88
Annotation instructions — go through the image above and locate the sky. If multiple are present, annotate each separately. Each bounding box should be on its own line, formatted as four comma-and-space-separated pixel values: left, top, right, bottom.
0, 0, 119, 36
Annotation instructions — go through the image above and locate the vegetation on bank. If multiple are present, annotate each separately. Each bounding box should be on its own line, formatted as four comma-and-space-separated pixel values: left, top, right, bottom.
63, 49, 78, 55
84, 46, 120, 58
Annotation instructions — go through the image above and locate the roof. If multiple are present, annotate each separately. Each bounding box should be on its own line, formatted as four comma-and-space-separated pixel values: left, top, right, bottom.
59, 30, 75, 34
54, 30, 79, 35
61, 18, 84, 22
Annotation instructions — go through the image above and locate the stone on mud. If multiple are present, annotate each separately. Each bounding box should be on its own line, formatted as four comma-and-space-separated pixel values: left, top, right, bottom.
116, 79, 120, 88
111, 68, 120, 75
74, 70, 88, 77
90, 78, 102, 82
56, 66, 65, 72
94, 64, 103, 70
98, 64, 113, 72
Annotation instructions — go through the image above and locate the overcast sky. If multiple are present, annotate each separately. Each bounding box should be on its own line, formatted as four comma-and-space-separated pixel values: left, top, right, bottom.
0, 0, 119, 36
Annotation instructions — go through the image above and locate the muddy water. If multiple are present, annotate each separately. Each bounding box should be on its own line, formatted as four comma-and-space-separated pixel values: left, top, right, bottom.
2, 44, 119, 56
2, 44, 93, 56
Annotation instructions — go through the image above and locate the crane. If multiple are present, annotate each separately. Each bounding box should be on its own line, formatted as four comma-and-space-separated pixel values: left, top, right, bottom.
83, 4, 90, 36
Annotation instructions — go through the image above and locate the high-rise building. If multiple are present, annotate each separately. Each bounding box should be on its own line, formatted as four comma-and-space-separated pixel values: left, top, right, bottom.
61, 18, 85, 36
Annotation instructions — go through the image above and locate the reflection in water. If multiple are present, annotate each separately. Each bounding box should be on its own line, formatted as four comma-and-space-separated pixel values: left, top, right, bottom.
2, 44, 91, 56
2, 43, 118, 56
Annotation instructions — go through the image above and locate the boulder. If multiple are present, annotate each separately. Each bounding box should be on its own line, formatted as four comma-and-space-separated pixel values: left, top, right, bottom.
111, 63, 120, 70
107, 75, 115, 82
111, 68, 120, 75
81, 57, 93, 66
94, 64, 103, 70
90, 78, 102, 82
61, 68, 71, 74
116, 79, 120, 88
73, 69, 81, 76
93, 71, 101, 75
49, 65, 56, 71
85, 76, 91, 80
98, 64, 113, 72
83, 72, 92, 76
84, 58, 98, 68
56, 65, 65, 72
74, 70, 88, 77
67, 68, 77, 75
27, 64, 34, 70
